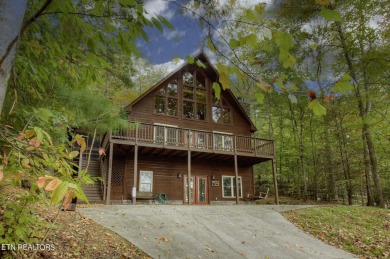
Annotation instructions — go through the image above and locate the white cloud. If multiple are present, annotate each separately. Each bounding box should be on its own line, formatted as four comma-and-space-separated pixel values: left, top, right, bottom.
163, 29, 187, 41
154, 58, 185, 74
144, 0, 174, 20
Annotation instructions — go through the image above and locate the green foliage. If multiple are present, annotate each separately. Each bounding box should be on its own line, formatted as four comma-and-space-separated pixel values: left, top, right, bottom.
308, 99, 327, 116
320, 8, 342, 22
273, 31, 296, 68
0, 125, 91, 206
333, 74, 354, 93
186, 55, 195, 64
212, 82, 221, 99
0, 193, 47, 246
288, 94, 298, 104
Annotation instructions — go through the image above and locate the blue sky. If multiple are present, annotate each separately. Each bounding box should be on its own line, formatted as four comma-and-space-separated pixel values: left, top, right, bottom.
139, 0, 203, 64
139, 0, 272, 65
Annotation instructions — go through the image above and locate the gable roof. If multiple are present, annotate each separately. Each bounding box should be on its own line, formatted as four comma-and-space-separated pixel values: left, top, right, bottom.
125, 51, 257, 132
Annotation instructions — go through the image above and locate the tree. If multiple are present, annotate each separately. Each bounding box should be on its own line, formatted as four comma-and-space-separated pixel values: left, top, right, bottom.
182, 0, 389, 206
0, 0, 27, 114
0, 0, 171, 117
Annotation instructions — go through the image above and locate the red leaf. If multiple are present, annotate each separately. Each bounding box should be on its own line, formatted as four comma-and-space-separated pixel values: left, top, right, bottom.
307, 90, 317, 100
37, 177, 46, 188
63, 190, 74, 210
45, 179, 62, 191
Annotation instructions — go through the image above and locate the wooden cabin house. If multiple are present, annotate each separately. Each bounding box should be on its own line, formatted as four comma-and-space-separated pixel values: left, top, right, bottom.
95, 52, 276, 205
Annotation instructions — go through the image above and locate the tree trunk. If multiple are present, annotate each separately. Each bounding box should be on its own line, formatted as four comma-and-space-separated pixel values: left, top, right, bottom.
298, 108, 307, 201
335, 110, 353, 205
324, 116, 337, 201
0, 0, 27, 116
309, 113, 319, 201
335, 22, 384, 208
362, 137, 374, 206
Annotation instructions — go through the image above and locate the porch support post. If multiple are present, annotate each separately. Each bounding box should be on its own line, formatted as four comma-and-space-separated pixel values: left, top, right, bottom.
132, 145, 138, 205
106, 142, 113, 205
234, 136, 239, 204
272, 158, 279, 205
187, 150, 192, 205
234, 154, 239, 204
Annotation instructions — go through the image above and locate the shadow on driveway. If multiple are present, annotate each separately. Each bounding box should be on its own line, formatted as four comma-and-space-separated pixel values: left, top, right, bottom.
79, 205, 356, 259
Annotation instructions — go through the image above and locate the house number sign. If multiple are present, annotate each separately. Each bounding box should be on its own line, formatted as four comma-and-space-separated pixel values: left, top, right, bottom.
211, 181, 219, 187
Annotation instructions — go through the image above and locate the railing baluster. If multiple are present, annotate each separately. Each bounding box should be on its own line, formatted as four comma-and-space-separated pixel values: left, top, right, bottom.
109, 122, 274, 157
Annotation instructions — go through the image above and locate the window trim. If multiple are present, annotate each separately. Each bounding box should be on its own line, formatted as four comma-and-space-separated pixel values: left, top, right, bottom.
182, 70, 208, 121
222, 175, 242, 198
154, 79, 178, 117
139, 170, 153, 193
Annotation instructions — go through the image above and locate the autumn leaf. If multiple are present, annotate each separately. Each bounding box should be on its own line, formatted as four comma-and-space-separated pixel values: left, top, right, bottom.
0, 171, 3, 182
37, 177, 46, 188
29, 137, 41, 148
98, 148, 106, 156
307, 90, 317, 100
25, 129, 36, 139
252, 60, 265, 66
45, 179, 62, 191
257, 81, 272, 92
37, 175, 54, 188
17, 133, 26, 140
2, 153, 8, 165
156, 236, 168, 242
74, 134, 87, 152
63, 190, 74, 211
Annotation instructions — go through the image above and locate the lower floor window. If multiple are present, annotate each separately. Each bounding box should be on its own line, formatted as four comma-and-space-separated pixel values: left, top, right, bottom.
139, 171, 153, 192
222, 176, 242, 198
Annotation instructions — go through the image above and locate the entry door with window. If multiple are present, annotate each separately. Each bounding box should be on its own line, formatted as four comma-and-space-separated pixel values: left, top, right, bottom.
184, 176, 208, 204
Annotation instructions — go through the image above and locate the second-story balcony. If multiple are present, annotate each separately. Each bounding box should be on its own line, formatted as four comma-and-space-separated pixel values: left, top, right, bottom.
102, 123, 275, 159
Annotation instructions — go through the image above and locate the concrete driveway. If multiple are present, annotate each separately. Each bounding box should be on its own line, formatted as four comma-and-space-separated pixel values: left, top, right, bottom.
79, 205, 356, 259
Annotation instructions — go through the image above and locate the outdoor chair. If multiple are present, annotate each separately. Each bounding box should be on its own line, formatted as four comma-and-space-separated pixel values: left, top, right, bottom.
246, 187, 269, 200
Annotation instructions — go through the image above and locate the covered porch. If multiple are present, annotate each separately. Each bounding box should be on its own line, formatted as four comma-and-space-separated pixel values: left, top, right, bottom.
99, 123, 278, 205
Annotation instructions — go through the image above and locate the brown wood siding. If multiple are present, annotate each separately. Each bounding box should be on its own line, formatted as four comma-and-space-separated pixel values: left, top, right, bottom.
110, 154, 254, 202
128, 66, 252, 137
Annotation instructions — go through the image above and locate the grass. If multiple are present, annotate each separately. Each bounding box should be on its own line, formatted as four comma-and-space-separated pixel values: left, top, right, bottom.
283, 206, 390, 258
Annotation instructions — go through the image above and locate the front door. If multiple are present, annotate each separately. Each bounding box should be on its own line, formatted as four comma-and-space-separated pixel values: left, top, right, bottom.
184, 176, 208, 205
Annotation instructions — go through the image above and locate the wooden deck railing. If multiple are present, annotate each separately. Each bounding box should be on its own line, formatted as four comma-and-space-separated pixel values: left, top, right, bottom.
109, 123, 274, 157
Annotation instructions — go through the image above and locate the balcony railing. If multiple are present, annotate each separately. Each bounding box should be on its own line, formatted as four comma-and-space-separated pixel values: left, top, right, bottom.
109, 123, 274, 157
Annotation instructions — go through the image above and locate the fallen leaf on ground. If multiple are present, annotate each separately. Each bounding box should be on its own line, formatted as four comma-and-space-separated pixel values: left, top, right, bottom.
156, 236, 169, 242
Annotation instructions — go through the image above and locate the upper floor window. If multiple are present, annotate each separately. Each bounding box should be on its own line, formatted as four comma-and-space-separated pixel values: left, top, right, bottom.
212, 91, 231, 124
182, 71, 207, 120
155, 79, 178, 116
